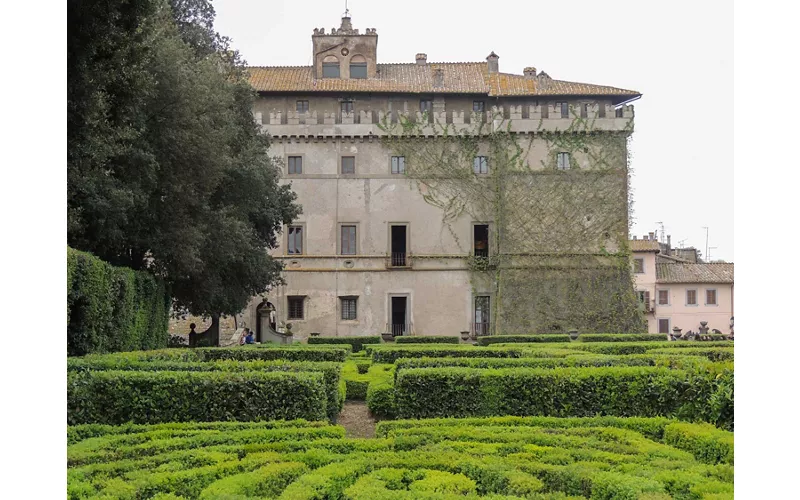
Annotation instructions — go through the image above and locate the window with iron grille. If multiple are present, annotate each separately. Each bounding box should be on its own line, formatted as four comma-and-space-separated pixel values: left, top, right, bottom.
288, 156, 302, 175
473, 101, 485, 112
474, 295, 490, 336
658, 289, 670, 305
340, 297, 357, 320
296, 100, 309, 113
686, 289, 697, 306
419, 100, 432, 113
340, 100, 354, 115
288, 296, 304, 320
341, 156, 355, 174
633, 258, 644, 274
473, 156, 488, 174
287, 226, 303, 255
658, 318, 670, 334
557, 102, 569, 118
706, 289, 717, 305
341, 225, 357, 255
557, 152, 571, 171
391, 156, 405, 174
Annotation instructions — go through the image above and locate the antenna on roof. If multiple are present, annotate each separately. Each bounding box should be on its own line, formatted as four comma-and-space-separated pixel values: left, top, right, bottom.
343, 0, 350, 17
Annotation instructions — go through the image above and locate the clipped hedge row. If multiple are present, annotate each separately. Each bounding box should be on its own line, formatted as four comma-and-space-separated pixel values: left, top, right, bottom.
394, 335, 460, 344
477, 334, 670, 345
67, 247, 169, 356
68, 417, 733, 499
578, 333, 669, 342
366, 345, 527, 364
664, 421, 734, 465
477, 334, 571, 345
394, 366, 704, 420
68, 358, 344, 422
307, 336, 381, 353
198, 346, 351, 363
67, 370, 328, 425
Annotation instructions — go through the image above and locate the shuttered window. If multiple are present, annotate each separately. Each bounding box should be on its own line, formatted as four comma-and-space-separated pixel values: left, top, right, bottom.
633, 258, 644, 274
341, 156, 355, 174
288, 156, 302, 175
686, 289, 697, 306
658, 319, 670, 334
287, 226, 303, 255
557, 152, 571, 171
658, 290, 669, 305
473, 156, 488, 174
341, 225, 357, 255
391, 156, 405, 174
706, 289, 717, 305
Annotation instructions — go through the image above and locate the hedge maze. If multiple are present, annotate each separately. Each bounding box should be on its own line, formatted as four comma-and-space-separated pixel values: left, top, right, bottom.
68, 334, 734, 499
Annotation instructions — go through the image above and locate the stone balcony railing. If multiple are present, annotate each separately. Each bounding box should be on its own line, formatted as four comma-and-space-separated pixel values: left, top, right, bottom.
254, 104, 634, 138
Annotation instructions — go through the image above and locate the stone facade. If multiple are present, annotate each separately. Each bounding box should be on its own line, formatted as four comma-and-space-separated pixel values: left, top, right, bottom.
241, 15, 641, 340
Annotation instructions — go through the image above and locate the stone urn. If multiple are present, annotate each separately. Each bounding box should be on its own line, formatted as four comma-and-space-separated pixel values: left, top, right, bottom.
460, 331, 471, 341
381, 332, 395, 342
568, 329, 579, 341
670, 326, 682, 341
698, 321, 710, 335
309, 332, 321, 337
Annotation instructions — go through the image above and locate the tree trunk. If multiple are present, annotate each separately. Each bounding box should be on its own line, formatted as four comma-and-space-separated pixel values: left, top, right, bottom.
197, 314, 221, 347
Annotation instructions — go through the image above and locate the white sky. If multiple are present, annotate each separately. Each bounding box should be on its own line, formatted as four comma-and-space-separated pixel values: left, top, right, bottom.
214, 0, 733, 261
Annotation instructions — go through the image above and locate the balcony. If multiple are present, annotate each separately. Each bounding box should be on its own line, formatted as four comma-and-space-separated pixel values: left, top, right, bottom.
386, 253, 412, 269
387, 322, 414, 337
471, 322, 491, 337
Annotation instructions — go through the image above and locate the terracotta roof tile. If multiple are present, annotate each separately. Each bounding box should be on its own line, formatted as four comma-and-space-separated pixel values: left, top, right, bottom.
656, 262, 734, 284
247, 63, 641, 98
629, 240, 661, 252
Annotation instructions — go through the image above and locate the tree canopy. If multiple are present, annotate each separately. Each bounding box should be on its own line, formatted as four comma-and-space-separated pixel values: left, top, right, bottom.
67, 0, 299, 319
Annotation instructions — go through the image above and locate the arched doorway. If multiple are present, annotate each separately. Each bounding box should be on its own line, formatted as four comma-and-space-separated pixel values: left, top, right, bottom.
256, 300, 276, 342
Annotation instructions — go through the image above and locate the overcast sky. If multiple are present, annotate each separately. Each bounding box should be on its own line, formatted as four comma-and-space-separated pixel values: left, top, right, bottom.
214, 0, 733, 261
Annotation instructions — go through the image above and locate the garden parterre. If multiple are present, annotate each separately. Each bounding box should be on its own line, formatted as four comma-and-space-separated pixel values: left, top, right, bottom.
67, 416, 732, 499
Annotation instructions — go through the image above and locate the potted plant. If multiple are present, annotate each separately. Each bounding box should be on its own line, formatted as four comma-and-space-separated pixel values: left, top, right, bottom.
568, 329, 579, 341
310, 332, 321, 337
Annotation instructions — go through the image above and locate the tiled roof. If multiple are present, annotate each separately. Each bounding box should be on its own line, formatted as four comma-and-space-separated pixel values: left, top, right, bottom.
657, 254, 692, 264
247, 63, 641, 99
656, 263, 734, 284
629, 240, 661, 252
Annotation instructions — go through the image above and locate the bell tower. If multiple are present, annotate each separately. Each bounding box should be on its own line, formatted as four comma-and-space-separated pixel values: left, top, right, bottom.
311, 13, 378, 79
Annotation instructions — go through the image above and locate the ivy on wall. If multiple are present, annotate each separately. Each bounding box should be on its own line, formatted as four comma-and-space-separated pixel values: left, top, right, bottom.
379, 108, 645, 333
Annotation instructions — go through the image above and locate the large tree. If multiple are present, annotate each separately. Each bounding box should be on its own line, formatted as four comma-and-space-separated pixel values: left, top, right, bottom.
68, 0, 299, 337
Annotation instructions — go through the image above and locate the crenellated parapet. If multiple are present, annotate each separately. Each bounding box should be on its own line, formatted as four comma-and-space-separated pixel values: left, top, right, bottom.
259, 105, 635, 138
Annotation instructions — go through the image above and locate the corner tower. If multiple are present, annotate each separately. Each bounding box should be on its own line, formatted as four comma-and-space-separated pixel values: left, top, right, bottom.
311, 15, 378, 79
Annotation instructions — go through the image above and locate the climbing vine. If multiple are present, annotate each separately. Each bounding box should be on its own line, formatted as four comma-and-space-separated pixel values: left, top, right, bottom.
379, 107, 645, 334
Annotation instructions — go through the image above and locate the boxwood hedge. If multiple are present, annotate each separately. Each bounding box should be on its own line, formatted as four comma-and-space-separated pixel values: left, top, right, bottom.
394, 335, 461, 344
198, 346, 351, 362
394, 366, 706, 420
67, 370, 328, 425
67, 247, 169, 356
68, 358, 344, 422
366, 345, 528, 363
68, 417, 733, 499
307, 336, 382, 353
476, 334, 571, 345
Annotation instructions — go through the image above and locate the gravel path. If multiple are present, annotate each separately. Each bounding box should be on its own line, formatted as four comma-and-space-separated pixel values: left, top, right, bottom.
337, 401, 376, 438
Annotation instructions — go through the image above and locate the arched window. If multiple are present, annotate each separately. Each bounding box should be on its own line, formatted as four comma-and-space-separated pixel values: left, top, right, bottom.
322, 55, 340, 78
349, 55, 367, 79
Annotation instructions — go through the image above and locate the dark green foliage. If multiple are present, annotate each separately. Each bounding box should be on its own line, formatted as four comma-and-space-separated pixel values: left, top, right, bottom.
67, 370, 327, 425
356, 362, 370, 374
366, 380, 397, 419
345, 380, 369, 400
198, 346, 350, 363
67, 248, 169, 356
578, 333, 669, 342
394, 366, 707, 420
394, 335, 461, 344
477, 334, 570, 345
68, 357, 344, 422
307, 336, 382, 353
68, 0, 300, 320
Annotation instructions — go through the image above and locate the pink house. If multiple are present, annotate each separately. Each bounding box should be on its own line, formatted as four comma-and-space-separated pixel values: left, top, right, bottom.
631, 238, 734, 335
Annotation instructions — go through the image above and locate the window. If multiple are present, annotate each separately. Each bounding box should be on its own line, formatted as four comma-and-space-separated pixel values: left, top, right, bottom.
636, 290, 651, 311
390, 225, 408, 267
706, 289, 717, 306
341, 156, 355, 174
288, 156, 302, 175
657, 289, 670, 306
322, 56, 340, 78
581, 103, 589, 118
615, 107, 624, 118
287, 225, 303, 255
340, 100, 354, 115
419, 99, 433, 113
391, 156, 405, 174
658, 318, 670, 334
557, 152, 571, 171
296, 100, 309, 113
288, 296, 305, 320
341, 225, 357, 255
686, 289, 698, 306
557, 102, 569, 118
473, 101, 485, 112
598, 104, 606, 118
474, 296, 490, 336
474, 224, 489, 257
340, 297, 358, 320
633, 258, 644, 274
473, 156, 489, 174
349, 55, 367, 79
